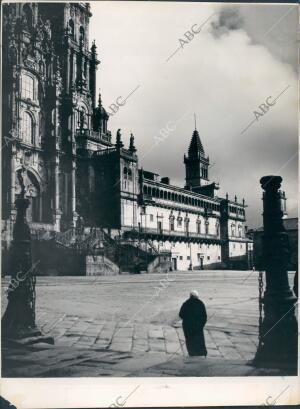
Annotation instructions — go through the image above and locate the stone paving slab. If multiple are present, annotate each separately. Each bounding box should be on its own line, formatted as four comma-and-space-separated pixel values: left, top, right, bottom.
2, 307, 260, 377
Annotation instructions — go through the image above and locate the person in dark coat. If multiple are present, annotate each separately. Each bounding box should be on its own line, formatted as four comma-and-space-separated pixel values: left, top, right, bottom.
179, 290, 207, 357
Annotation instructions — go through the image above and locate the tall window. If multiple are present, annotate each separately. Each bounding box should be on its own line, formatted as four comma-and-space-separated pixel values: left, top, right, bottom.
20, 112, 34, 144
170, 217, 175, 231
205, 221, 209, 234
79, 26, 85, 42
196, 220, 201, 234
23, 4, 33, 28
184, 219, 189, 234
69, 19, 75, 38
22, 74, 34, 99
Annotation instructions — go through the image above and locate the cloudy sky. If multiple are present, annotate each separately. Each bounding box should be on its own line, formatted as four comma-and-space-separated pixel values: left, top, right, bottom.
89, 2, 298, 228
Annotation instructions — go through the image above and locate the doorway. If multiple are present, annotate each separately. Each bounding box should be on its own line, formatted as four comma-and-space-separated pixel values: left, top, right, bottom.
200, 257, 204, 270
172, 257, 177, 271
157, 221, 162, 234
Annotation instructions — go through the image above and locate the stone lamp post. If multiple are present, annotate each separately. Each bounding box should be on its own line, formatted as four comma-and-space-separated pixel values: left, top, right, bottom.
252, 176, 297, 370
2, 172, 54, 345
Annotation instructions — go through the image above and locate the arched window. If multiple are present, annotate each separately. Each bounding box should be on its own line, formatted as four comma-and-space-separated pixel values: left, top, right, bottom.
196, 220, 201, 234
169, 216, 175, 231
177, 216, 182, 227
15, 170, 42, 222
23, 4, 33, 29
164, 191, 167, 200
79, 26, 85, 42
69, 19, 75, 38
22, 74, 34, 100
231, 224, 235, 237
20, 111, 34, 144
128, 168, 132, 181
123, 167, 128, 179
205, 221, 209, 235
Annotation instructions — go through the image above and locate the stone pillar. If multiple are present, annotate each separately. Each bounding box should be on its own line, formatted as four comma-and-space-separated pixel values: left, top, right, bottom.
71, 161, 78, 229
252, 176, 297, 370
65, 48, 70, 94
73, 52, 77, 85
10, 147, 16, 215
53, 158, 61, 231
69, 51, 74, 86
86, 59, 90, 89
9, 147, 17, 242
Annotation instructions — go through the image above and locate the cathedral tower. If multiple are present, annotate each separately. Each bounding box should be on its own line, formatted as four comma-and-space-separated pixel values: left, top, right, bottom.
184, 127, 210, 190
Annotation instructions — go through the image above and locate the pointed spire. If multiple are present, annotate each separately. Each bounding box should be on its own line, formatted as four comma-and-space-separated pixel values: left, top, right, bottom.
187, 114, 205, 158
129, 133, 137, 153
234, 195, 237, 202
115, 129, 123, 149
98, 91, 102, 108
226, 193, 228, 200
188, 128, 205, 158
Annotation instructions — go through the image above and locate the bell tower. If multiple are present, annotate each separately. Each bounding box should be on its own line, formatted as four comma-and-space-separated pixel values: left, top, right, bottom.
184, 123, 210, 190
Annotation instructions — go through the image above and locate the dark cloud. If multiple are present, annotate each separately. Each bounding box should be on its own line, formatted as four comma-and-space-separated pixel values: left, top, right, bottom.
211, 5, 298, 71
211, 8, 244, 37
234, 5, 298, 71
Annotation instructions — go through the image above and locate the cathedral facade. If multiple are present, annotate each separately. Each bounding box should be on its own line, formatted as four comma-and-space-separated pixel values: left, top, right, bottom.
2, 2, 252, 273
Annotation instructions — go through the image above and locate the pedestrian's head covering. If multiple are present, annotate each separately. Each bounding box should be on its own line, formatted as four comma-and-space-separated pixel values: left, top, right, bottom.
190, 290, 199, 299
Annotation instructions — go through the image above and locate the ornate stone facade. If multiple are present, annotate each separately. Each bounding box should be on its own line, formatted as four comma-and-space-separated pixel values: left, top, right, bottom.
2, 2, 111, 237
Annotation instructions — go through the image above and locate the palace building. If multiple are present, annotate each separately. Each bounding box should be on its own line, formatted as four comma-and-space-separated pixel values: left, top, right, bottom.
2, 2, 253, 274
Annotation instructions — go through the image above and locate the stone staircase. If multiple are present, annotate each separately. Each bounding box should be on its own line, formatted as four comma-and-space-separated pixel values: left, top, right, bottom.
30, 226, 171, 275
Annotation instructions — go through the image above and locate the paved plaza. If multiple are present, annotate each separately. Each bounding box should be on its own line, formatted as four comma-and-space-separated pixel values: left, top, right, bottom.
1, 271, 296, 377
